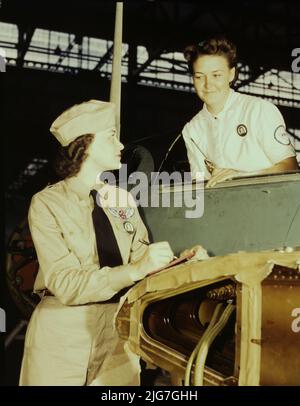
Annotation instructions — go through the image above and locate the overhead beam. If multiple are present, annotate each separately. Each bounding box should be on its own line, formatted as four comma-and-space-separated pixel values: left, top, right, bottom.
93, 44, 113, 71
235, 66, 269, 90
16, 25, 35, 68
51, 38, 75, 72
131, 8, 205, 79
127, 42, 137, 84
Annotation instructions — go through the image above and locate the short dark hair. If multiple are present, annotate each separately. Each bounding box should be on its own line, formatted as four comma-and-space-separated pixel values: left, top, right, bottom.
53, 133, 94, 179
184, 36, 238, 84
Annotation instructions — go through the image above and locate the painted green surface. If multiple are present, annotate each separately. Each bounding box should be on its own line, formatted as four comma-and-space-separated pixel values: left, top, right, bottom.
141, 173, 300, 256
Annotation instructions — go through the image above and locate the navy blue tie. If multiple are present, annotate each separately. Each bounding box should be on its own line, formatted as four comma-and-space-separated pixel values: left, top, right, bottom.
90, 189, 123, 267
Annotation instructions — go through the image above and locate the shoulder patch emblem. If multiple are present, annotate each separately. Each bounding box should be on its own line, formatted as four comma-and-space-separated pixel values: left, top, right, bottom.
274, 125, 291, 145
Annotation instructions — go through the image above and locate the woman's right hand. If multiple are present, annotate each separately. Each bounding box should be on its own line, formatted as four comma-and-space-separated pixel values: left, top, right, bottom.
180, 245, 209, 260
206, 167, 241, 188
129, 241, 174, 281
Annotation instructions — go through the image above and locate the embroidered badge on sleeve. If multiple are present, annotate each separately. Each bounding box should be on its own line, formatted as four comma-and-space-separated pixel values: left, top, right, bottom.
274, 125, 291, 146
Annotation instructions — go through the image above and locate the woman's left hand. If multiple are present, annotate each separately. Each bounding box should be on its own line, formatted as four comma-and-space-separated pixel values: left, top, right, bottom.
180, 245, 209, 261
206, 168, 241, 188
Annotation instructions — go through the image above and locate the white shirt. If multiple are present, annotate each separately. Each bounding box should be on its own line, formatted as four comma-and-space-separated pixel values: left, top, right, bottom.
182, 90, 296, 179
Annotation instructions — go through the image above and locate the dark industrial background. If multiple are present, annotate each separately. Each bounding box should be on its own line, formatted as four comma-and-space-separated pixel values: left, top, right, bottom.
1, 0, 300, 385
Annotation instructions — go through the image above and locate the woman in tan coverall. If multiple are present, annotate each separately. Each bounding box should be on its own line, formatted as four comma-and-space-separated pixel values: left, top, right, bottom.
19, 99, 174, 386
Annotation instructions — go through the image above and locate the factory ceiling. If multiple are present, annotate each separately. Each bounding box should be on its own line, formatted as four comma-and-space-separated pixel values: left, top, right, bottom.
1, 0, 300, 72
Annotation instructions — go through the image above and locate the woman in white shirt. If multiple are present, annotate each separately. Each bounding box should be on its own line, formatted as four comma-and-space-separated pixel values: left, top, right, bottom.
182, 36, 298, 187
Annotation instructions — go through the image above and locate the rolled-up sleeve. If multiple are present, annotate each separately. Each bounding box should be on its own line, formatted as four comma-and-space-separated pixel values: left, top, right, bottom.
29, 195, 134, 305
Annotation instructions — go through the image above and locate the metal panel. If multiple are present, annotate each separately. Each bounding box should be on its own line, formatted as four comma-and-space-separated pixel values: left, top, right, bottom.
141, 173, 300, 256
260, 266, 300, 385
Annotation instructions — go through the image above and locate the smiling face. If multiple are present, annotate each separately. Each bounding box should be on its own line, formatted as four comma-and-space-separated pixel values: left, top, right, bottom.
87, 127, 124, 172
192, 54, 235, 114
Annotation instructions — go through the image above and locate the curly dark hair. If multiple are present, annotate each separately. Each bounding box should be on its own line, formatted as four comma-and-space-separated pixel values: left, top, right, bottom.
184, 36, 238, 84
53, 133, 94, 179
